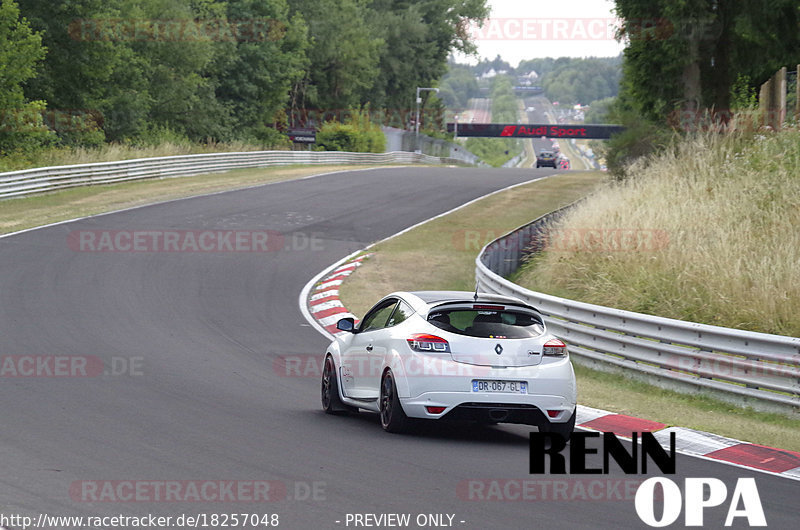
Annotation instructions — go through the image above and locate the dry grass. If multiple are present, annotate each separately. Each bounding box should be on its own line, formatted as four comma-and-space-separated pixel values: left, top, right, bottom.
0, 165, 371, 235
515, 130, 800, 336
339, 171, 606, 317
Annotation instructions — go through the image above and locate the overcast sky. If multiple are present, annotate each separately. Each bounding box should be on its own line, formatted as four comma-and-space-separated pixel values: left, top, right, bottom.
457, 0, 626, 66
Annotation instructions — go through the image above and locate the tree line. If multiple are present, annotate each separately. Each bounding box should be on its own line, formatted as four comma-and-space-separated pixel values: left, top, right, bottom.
615, 0, 800, 123
439, 56, 622, 111
605, 0, 800, 175
0, 0, 488, 157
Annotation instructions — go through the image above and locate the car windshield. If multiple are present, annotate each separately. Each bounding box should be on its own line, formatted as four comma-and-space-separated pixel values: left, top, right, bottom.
427, 308, 545, 338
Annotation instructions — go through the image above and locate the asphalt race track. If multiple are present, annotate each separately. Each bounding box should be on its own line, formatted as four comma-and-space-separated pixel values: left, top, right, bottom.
1, 166, 797, 529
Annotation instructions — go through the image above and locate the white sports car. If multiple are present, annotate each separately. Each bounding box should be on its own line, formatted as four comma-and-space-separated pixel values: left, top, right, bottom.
321, 291, 577, 437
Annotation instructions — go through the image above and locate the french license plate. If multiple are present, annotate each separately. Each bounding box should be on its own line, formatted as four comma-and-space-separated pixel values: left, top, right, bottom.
472, 380, 527, 394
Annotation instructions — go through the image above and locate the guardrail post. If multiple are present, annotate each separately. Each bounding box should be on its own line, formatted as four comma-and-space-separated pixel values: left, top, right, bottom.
760, 67, 787, 129
796, 64, 800, 121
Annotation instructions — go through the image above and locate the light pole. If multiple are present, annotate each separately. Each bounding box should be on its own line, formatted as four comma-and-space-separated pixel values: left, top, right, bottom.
415, 87, 439, 153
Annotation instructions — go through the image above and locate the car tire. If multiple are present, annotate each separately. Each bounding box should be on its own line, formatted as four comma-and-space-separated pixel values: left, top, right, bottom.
321, 355, 356, 415
541, 407, 576, 442
379, 370, 411, 433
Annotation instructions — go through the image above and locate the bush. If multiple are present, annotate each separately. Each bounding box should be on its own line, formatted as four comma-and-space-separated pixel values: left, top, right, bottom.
602, 109, 674, 179
0, 101, 58, 158
54, 110, 106, 149
131, 124, 192, 148
315, 107, 386, 153
247, 126, 292, 150
316, 123, 363, 152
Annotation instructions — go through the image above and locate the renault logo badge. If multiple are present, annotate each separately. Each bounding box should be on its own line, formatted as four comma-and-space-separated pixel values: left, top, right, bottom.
494, 344, 503, 355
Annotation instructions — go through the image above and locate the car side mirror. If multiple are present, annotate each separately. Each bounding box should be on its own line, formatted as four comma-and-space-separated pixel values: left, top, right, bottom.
336, 317, 355, 333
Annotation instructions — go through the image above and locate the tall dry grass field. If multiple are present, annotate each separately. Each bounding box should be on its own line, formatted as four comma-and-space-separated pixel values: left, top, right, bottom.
515, 130, 800, 336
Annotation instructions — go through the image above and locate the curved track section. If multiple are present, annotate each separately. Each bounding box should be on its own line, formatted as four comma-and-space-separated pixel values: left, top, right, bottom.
1, 166, 797, 528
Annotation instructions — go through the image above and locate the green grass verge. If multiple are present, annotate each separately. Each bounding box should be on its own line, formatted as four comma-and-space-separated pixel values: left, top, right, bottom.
339, 171, 603, 316
575, 364, 800, 451
337, 170, 800, 451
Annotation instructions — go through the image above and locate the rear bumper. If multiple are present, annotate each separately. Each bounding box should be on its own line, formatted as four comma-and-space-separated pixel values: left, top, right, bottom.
400, 389, 576, 426
442, 402, 550, 426
390, 354, 576, 426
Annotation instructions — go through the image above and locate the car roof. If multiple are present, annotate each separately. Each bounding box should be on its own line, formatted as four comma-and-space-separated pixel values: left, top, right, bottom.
397, 290, 532, 310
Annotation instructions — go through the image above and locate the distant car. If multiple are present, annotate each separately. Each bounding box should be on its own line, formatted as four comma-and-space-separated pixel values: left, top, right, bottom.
536, 150, 558, 168
321, 291, 577, 437
558, 157, 570, 170
526, 106, 535, 112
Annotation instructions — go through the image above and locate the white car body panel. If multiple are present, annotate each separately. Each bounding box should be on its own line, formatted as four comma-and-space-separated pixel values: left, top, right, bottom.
324, 291, 578, 426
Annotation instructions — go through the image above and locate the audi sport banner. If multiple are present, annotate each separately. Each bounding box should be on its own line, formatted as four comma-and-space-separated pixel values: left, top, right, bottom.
447, 123, 624, 139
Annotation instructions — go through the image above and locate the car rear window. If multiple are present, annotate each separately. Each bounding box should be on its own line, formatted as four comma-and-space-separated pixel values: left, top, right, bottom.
427, 309, 545, 338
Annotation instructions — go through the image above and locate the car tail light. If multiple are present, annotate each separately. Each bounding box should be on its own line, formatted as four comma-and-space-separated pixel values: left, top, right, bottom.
426, 406, 447, 414
473, 304, 504, 310
547, 410, 560, 418
407, 334, 450, 353
542, 338, 567, 357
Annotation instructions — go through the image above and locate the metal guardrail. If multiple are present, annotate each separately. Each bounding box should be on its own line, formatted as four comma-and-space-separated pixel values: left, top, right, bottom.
501, 153, 524, 168
381, 126, 483, 165
476, 209, 800, 415
0, 150, 469, 199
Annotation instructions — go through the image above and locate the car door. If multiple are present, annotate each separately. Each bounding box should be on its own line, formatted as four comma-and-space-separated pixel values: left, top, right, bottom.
339, 298, 398, 399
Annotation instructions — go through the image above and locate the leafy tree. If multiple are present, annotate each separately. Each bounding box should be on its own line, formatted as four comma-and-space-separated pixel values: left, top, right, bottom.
614, 0, 800, 124
437, 61, 480, 109
471, 55, 512, 77
5, 0, 492, 157
18, 0, 148, 142
122, 0, 227, 142
516, 57, 556, 79
315, 107, 385, 152
584, 96, 617, 124
214, 0, 309, 142
367, 0, 489, 118
289, 0, 382, 111
0, 0, 53, 153
541, 57, 621, 105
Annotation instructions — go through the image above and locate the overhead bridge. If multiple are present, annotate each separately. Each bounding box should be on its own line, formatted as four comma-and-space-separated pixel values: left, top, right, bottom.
448, 123, 625, 139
